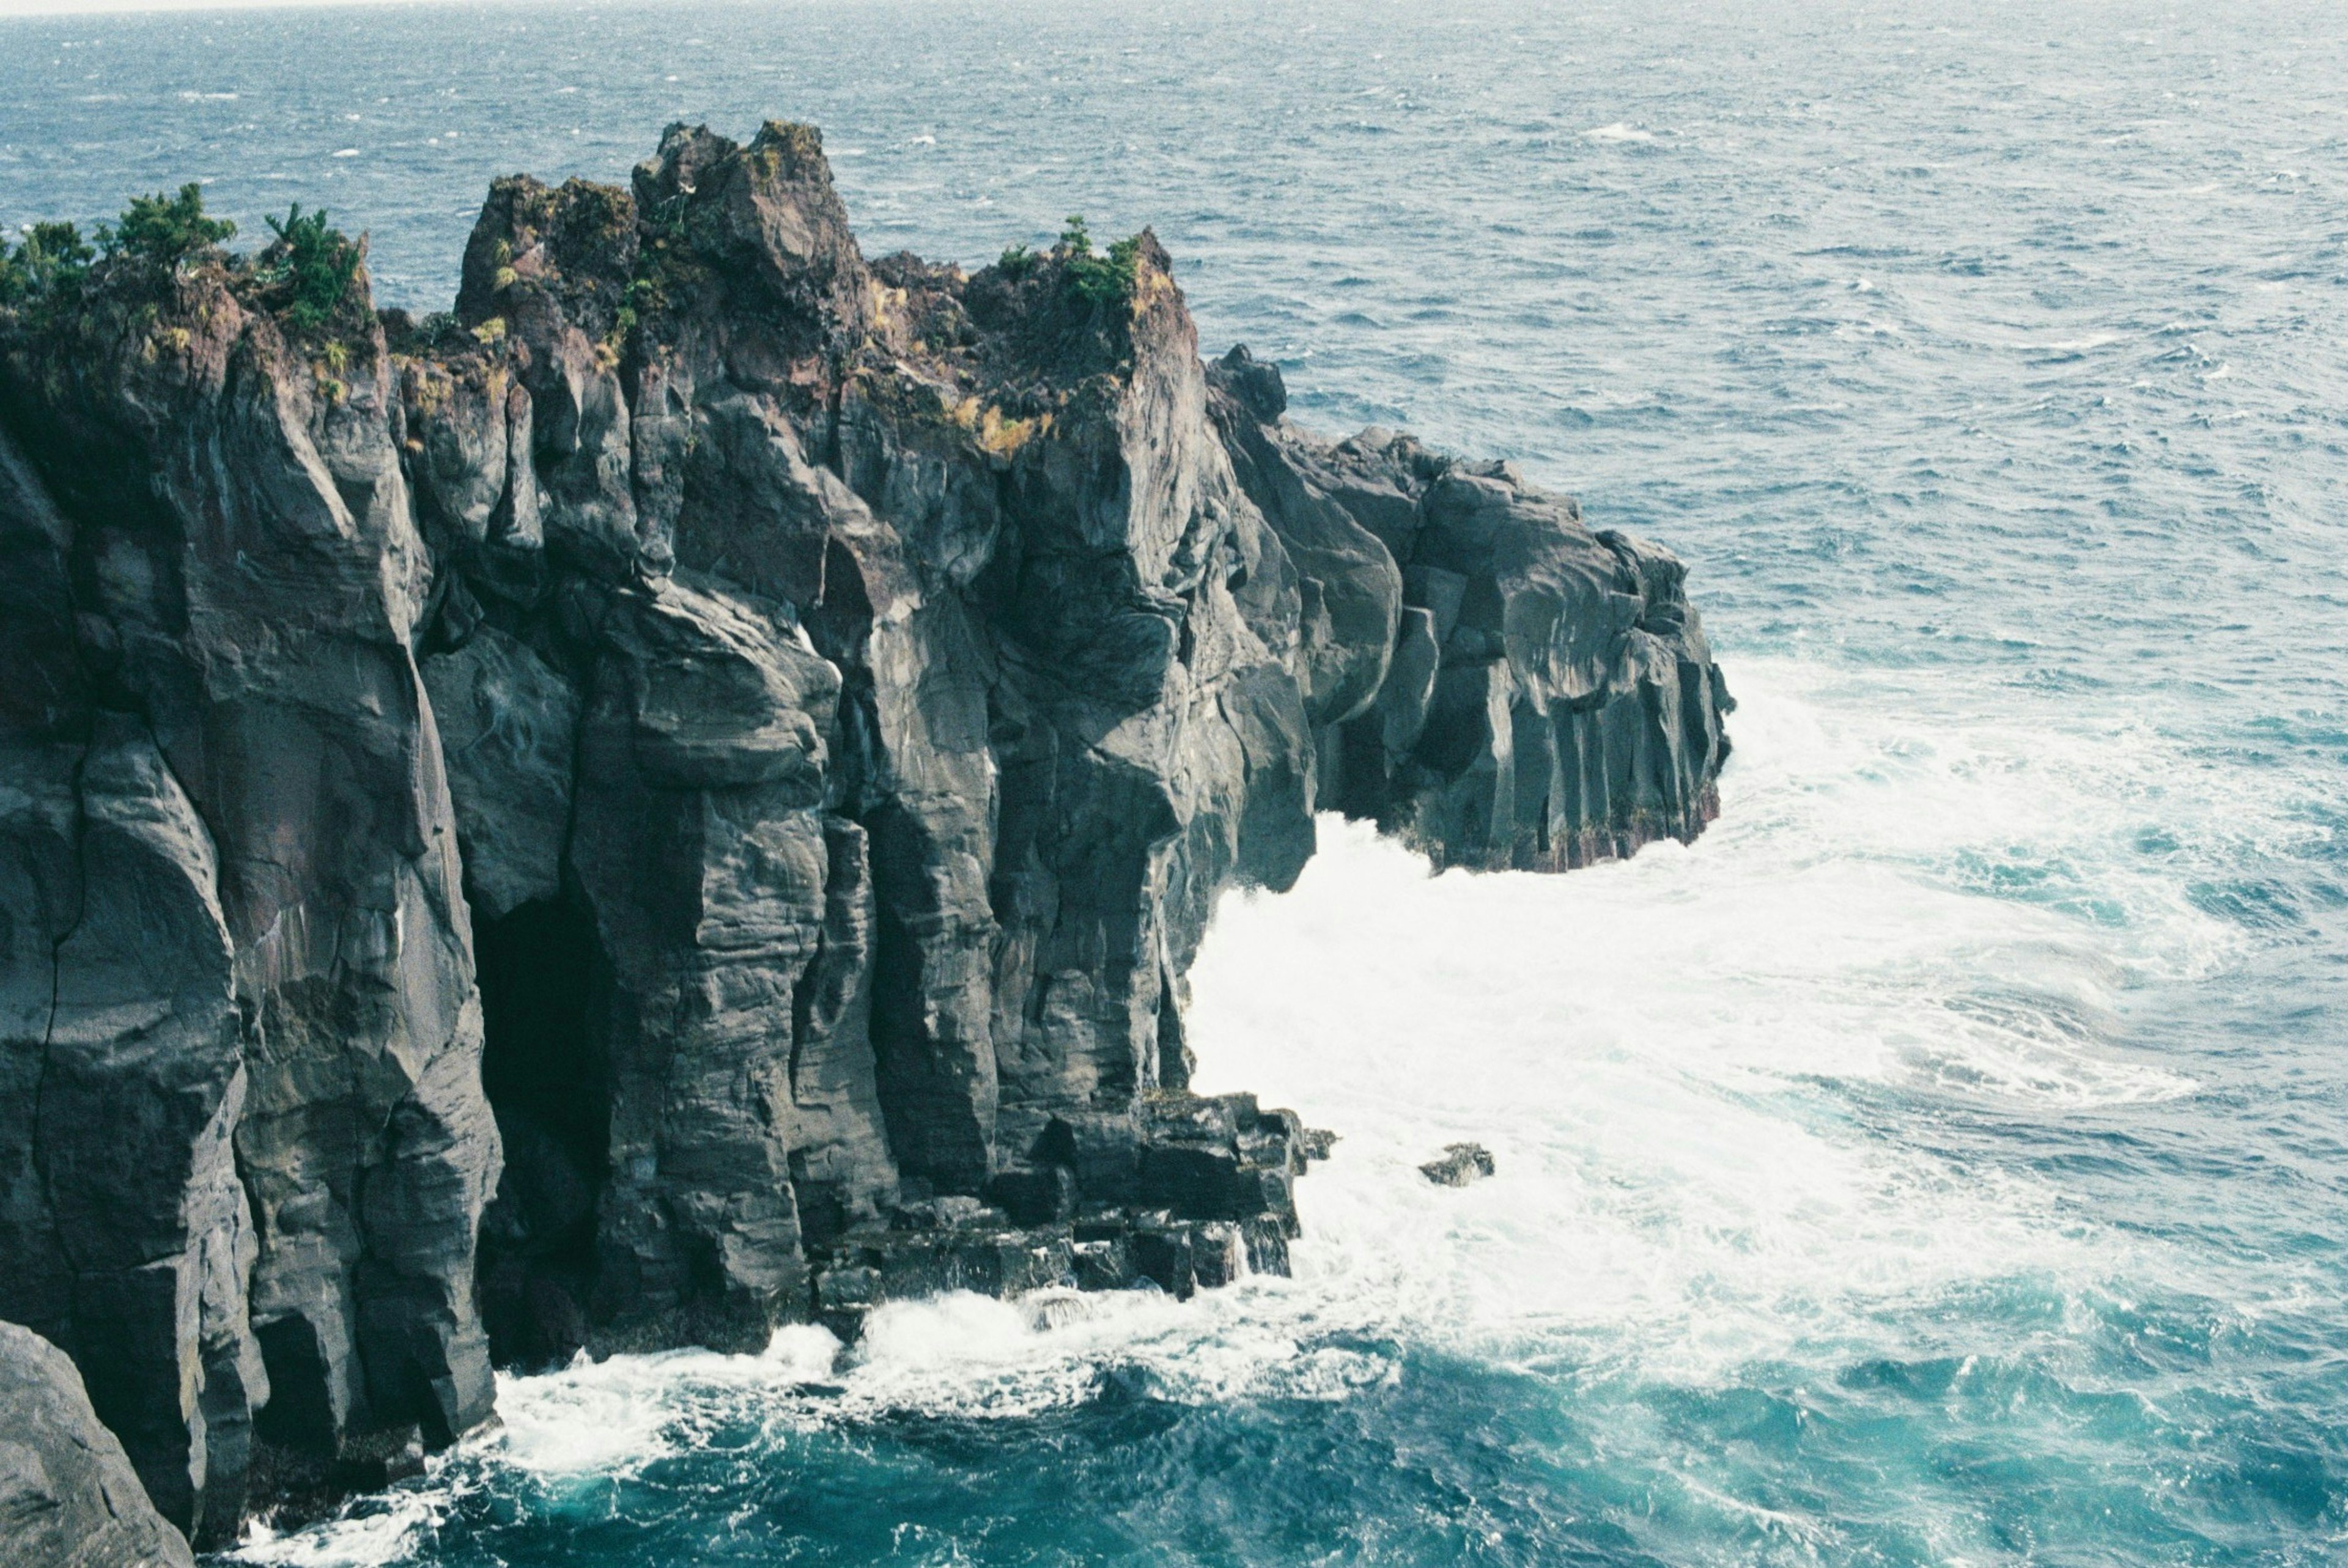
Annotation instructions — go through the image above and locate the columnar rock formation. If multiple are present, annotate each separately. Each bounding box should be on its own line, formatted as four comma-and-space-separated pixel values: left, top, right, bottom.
0, 120, 1730, 1541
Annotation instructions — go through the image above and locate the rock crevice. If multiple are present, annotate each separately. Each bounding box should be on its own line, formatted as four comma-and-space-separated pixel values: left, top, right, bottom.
0, 119, 1730, 1540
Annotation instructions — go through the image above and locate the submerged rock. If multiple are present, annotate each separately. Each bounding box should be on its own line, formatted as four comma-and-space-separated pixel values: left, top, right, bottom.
0, 117, 1729, 1535
1419, 1143, 1497, 1187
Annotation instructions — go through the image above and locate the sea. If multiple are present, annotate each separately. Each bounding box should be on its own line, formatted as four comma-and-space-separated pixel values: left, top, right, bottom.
4, 0, 2344, 1562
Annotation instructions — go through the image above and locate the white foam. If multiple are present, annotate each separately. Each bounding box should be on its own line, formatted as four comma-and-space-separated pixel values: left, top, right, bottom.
233, 1492, 443, 1567
1582, 122, 1655, 143
1180, 657, 2265, 1382
489, 1351, 706, 1474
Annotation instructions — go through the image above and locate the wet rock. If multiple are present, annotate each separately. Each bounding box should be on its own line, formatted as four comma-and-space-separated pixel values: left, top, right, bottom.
1070, 1237, 1137, 1293
808, 1224, 1071, 1338
0, 1320, 196, 1568
242, 1421, 427, 1540
1419, 1143, 1497, 1187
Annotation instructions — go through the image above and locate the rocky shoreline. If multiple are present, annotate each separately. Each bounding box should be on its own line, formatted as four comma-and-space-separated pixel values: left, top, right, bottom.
0, 119, 1729, 1550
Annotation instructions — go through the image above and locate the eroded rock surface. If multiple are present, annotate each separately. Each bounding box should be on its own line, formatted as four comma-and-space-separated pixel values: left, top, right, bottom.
0, 118, 1729, 1536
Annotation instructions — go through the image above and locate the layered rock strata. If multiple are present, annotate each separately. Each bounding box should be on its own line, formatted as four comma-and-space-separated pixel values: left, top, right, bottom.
0, 119, 1730, 1539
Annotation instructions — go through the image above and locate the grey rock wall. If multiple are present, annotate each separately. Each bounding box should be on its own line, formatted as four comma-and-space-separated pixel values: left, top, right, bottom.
0, 117, 1729, 1539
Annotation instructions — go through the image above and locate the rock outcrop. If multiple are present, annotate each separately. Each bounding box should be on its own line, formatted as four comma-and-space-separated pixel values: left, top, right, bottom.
0, 1320, 196, 1568
1207, 347, 1730, 870
0, 119, 1730, 1539
1419, 1143, 1497, 1187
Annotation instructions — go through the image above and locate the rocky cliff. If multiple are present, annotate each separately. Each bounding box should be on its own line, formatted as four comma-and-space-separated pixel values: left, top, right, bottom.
0, 120, 1730, 1544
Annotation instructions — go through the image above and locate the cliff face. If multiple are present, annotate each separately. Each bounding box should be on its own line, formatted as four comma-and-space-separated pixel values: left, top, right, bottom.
0, 120, 1730, 1541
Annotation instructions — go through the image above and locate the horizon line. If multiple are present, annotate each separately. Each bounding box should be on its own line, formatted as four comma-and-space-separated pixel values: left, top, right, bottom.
0, 0, 817, 19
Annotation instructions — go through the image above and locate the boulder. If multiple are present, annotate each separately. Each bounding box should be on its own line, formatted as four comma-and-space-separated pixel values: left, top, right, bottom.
1420, 1143, 1497, 1187
0, 1320, 196, 1568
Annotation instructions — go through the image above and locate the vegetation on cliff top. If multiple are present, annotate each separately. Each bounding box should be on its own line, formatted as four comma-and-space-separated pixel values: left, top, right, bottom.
991, 216, 1143, 308
0, 182, 237, 309
257, 204, 363, 333
3, 183, 364, 343
0, 221, 95, 305
102, 182, 237, 269
1057, 215, 1143, 307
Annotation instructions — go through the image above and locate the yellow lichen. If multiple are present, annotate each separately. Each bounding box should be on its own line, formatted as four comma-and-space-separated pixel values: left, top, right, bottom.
1132, 257, 1177, 314
472, 316, 508, 345
753, 120, 824, 177
406, 369, 448, 416
975, 405, 1047, 458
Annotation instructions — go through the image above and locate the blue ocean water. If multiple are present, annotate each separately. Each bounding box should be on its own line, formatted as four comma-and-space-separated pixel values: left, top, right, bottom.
5, 0, 2344, 1562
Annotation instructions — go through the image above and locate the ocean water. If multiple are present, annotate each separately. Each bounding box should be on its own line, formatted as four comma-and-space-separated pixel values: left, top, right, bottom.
6, 0, 2346, 1562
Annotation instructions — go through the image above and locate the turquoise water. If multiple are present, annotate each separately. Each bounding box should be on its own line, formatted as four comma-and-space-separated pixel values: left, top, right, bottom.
5, 0, 2344, 1562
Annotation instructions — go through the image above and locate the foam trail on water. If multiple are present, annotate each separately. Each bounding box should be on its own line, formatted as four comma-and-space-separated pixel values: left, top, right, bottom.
1190, 655, 2258, 1358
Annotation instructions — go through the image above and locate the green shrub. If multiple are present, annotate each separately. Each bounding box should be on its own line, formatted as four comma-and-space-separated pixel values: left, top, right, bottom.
1057, 214, 1140, 307
102, 183, 235, 270
997, 242, 1035, 279
1, 221, 95, 303
263, 204, 360, 331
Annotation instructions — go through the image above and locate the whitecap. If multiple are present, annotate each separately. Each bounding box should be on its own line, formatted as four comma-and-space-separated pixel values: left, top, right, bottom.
231, 1490, 443, 1567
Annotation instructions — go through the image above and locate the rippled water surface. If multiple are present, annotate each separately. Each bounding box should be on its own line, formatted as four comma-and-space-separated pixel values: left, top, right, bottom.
6, 0, 2344, 1562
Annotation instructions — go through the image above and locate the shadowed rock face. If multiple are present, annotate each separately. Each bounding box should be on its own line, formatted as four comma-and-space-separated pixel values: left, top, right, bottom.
0, 119, 1729, 1536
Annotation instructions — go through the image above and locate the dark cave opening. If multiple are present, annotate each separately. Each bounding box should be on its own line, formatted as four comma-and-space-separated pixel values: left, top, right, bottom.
471, 894, 610, 1370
